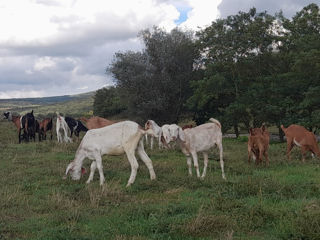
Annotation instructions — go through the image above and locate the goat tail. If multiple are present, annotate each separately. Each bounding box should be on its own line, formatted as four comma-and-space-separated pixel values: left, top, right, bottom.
280, 124, 286, 133
209, 118, 221, 129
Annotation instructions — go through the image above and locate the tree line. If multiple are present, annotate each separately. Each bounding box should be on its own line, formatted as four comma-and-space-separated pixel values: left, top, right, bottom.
94, 3, 320, 140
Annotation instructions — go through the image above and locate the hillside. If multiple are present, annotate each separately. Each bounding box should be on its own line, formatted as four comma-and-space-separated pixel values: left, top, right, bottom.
0, 91, 95, 117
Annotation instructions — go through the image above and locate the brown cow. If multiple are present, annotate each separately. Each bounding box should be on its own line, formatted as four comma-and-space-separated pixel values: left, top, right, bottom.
281, 124, 320, 162
248, 124, 270, 165
80, 116, 115, 130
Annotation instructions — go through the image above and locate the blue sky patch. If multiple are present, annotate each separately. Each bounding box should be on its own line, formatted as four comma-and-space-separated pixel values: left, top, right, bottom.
175, 7, 192, 25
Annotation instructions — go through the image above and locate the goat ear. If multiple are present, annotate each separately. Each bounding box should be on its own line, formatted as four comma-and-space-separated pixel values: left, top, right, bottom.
178, 127, 186, 142
65, 163, 74, 176
145, 120, 150, 129
249, 128, 253, 135
261, 124, 266, 132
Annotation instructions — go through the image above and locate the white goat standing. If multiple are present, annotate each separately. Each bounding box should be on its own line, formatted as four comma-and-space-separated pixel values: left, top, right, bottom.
161, 124, 170, 144
64, 121, 156, 187
56, 113, 72, 143
144, 120, 163, 149
162, 118, 225, 179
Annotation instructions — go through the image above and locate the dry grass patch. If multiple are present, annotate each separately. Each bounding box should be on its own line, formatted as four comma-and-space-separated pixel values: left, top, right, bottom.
295, 200, 320, 239
86, 180, 127, 207
183, 205, 235, 237
164, 187, 185, 195
114, 235, 149, 240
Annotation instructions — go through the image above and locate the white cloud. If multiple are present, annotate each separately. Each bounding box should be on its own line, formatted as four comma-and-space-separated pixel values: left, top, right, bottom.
77, 86, 88, 90
0, 0, 225, 99
34, 57, 56, 71
217, 0, 315, 19
0, 0, 180, 45
181, 0, 222, 29
0, 90, 45, 99
25, 70, 33, 75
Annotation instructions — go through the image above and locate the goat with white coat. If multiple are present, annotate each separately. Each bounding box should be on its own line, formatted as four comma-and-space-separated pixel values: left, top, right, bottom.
64, 121, 156, 187
56, 113, 72, 143
145, 120, 163, 149
160, 124, 173, 149
162, 118, 225, 179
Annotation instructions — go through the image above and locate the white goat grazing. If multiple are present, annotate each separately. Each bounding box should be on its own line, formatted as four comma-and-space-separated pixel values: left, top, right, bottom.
64, 121, 156, 187
56, 113, 72, 143
162, 118, 225, 179
144, 120, 163, 149
160, 124, 172, 149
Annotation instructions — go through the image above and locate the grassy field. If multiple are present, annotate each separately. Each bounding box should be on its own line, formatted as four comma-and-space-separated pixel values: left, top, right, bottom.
0, 92, 94, 117
1, 120, 320, 240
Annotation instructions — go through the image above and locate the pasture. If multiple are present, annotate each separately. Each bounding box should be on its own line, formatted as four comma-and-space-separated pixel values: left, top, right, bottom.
1, 120, 320, 240
0, 92, 94, 117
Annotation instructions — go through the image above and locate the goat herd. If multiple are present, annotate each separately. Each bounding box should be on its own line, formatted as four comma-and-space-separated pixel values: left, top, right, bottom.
3, 110, 320, 187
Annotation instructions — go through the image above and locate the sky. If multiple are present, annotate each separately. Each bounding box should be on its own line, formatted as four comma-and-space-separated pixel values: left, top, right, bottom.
0, 0, 318, 99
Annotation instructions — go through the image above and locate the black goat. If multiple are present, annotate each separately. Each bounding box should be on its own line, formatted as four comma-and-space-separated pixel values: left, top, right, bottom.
21, 110, 37, 142
65, 117, 88, 137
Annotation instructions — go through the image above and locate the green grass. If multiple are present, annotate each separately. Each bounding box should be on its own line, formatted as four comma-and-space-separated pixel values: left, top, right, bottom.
0, 92, 94, 117
1, 120, 320, 239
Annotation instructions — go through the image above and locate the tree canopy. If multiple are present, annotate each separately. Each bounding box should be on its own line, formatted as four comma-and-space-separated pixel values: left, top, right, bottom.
94, 3, 320, 137
105, 27, 198, 124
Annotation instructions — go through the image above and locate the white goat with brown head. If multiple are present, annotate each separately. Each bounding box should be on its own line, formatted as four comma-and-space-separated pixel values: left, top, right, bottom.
64, 121, 156, 187
162, 118, 225, 179
144, 120, 163, 149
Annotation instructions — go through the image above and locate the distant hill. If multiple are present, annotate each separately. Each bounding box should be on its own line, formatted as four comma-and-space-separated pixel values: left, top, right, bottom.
0, 91, 95, 117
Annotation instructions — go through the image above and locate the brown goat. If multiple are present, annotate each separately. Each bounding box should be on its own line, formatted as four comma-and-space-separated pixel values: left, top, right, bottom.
281, 124, 320, 162
80, 116, 115, 130
3, 112, 23, 143
182, 124, 193, 130
248, 124, 270, 165
39, 118, 53, 140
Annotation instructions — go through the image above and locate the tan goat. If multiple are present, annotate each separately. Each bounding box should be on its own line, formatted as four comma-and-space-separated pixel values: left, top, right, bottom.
248, 124, 270, 165
281, 124, 320, 162
80, 116, 115, 130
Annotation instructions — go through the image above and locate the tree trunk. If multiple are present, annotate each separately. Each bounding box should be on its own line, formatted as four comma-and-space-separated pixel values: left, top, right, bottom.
278, 126, 284, 142
234, 124, 239, 138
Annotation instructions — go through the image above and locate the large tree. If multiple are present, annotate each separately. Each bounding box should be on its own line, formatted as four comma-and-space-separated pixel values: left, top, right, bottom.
189, 4, 320, 137
275, 3, 320, 133
108, 27, 198, 124
93, 86, 126, 117
189, 8, 280, 135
